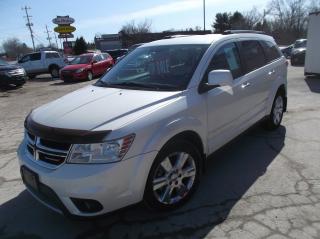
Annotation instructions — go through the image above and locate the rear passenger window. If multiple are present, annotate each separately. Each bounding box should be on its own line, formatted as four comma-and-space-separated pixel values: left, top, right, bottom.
260, 41, 282, 62
46, 53, 60, 59
205, 42, 242, 79
239, 41, 266, 73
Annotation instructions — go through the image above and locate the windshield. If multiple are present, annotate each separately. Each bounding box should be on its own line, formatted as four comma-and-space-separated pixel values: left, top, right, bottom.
96, 44, 209, 91
70, 55, 92, 65
0, 59, 8, 66
294, 40, 307, 48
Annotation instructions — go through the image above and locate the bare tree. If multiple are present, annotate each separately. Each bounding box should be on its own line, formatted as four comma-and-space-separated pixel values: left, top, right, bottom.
120, 19, 152, 35
2, 38, 32, 58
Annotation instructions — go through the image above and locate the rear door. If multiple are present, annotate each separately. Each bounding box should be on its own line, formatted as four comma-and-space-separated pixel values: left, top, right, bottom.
236, 40, 269, 120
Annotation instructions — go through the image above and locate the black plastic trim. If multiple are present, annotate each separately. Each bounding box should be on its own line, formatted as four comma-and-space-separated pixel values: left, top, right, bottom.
24, 114, 111, 144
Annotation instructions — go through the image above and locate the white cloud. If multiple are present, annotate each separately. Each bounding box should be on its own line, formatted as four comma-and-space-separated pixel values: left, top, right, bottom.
78, 0, 219, 30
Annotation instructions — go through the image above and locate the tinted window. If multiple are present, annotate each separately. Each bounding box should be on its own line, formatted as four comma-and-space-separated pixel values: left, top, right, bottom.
102, 53, 111, 59
70, 55, 92, 65
260, 41, 282, 62
239, 41, 266, 73
30, 53, 41, 61
205, 42, 242, 79
46, 52, 60, 59
93, 55, 103, 62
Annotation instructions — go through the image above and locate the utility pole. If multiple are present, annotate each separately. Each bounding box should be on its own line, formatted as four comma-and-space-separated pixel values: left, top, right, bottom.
53, 32, 59, 49
203, 0, 206, 32
45, 25, 52, 48
22, 6, 35, 51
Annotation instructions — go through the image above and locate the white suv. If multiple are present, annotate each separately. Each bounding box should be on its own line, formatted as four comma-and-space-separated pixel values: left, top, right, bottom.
18, 32, 287, 217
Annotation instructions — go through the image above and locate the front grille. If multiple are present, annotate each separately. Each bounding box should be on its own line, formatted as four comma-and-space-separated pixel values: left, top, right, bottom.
26, 131, 71, 166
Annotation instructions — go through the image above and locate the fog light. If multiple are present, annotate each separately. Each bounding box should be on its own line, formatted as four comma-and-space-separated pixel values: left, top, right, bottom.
71, 198, 103, 213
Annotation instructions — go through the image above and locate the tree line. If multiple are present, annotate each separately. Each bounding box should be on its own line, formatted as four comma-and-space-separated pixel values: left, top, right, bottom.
212, 0, 320, 44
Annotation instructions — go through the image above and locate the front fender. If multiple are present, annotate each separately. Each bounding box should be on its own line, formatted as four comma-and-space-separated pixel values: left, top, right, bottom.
142, 115, 207, 156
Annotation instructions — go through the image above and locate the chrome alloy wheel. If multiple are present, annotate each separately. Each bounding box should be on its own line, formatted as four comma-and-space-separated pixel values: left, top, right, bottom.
152, 152, 196, 205
273, 95, 284, 125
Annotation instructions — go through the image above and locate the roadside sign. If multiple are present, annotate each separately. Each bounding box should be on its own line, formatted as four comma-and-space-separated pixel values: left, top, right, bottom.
54, 25, 76, 34
58, 33, 74, 38
52, 16, 75, 25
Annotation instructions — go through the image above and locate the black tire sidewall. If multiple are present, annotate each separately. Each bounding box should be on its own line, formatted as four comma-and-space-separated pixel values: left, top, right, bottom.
50, 67, 59, 78
144, 139, 201, 210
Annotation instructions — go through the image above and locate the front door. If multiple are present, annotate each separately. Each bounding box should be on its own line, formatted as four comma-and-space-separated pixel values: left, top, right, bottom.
203, 42, 252, 153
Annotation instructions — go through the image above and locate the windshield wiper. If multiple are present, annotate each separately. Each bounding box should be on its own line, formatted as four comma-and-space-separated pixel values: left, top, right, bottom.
95, 81, 180, 91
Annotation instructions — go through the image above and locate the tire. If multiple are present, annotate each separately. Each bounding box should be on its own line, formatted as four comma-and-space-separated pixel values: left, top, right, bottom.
144, 139, 201, 211
263, 92, 285, 130
50, 66, 60, 78
87, 71, 93, 81
28, 74, 36, 79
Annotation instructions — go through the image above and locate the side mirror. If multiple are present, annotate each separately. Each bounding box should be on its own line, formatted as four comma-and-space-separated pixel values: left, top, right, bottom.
199, 70, 233, 94
208, 70, 233, 86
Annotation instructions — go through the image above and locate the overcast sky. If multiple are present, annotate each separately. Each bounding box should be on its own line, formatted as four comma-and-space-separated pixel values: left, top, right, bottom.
0, 0, 268, 47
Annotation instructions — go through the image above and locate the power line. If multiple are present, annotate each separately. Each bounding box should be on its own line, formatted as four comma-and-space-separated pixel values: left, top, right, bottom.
45, 25, 52, 47
22, 6, 35, 51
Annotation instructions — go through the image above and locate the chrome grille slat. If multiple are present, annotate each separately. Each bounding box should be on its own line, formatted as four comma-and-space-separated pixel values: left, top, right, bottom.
25, 131, 71, 166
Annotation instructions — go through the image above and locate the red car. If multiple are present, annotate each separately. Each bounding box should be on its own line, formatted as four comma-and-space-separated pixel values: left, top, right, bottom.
60, 53, 114, 81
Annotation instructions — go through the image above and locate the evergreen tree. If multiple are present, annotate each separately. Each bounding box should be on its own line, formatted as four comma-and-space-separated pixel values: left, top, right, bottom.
73, 37, 87, 55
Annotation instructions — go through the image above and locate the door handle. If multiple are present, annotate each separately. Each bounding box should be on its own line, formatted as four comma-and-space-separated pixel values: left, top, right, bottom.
241, 82, 251, 89
268, 70, 275, 75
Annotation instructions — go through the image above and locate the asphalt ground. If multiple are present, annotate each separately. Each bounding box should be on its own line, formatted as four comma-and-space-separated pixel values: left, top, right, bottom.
0, 65, 320, 239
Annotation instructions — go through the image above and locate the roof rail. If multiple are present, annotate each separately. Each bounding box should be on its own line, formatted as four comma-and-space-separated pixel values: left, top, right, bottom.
223, 30, 266, 35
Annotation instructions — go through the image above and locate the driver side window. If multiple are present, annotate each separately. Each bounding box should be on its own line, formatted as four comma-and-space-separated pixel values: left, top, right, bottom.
19, 55, 30, 63
204, 42, 243, 81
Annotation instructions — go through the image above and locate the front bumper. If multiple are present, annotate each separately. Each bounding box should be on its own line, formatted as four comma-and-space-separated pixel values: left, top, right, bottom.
60, 71, 87, 81
18, 141, 157, 217
0, 74, 27, 86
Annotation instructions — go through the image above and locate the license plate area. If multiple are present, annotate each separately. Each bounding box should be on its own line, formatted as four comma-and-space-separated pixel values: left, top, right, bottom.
21, 166, 39, 191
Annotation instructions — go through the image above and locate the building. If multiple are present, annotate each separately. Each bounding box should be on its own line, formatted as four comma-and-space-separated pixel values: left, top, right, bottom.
95, 30, 212, 51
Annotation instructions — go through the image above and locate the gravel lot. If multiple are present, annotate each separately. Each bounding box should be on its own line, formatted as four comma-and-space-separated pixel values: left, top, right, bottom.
0, 66, 320, 239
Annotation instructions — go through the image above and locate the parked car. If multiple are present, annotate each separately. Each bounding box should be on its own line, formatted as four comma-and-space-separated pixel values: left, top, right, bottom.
19, 32, 287, 217
115, 43, 144, 64
280, 45, 293, 58
291, 39, 307, 66
18, 51, 65, 78
0, 59, 27, 87
104, 49, 128, 60
305, 12, 320, 76
60, 53, 114, 81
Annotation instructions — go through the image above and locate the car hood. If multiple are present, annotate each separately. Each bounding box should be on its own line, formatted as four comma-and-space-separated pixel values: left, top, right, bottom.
29, 85, 182, 131
62, 64, 89, 70
0, 64, 21, 71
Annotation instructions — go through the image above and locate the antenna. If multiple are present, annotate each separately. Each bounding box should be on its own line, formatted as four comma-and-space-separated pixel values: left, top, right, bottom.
22, 6, 35, 51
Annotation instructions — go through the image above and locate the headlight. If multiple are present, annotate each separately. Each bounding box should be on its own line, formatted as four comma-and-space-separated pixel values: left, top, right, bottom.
75, 68, 85, 73
67, 134, 135, 164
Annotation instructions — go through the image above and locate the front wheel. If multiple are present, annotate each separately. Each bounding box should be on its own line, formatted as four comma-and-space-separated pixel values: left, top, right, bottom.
263, 93, 285, 130
50, 66, 60, 78
144, 140, 201, 210
87, 71, 93, 81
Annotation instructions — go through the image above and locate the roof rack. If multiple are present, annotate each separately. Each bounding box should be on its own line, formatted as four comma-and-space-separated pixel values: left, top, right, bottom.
223, 30, 266, 35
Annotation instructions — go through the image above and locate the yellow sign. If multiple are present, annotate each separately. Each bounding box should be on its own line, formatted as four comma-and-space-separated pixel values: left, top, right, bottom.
54, 25, 76, 34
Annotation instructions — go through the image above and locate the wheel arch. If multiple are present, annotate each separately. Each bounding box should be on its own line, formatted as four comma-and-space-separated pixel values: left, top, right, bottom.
48, 64, 60, 71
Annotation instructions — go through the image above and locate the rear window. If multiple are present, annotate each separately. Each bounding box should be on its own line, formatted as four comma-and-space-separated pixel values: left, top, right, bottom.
239, 40, 266, 73
260, 41, 282, 62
